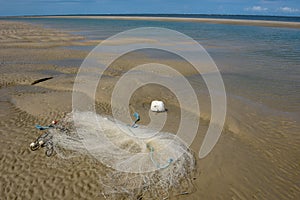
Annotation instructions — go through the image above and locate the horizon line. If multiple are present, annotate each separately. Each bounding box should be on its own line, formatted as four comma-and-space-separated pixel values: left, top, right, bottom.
1, 13, 300, 18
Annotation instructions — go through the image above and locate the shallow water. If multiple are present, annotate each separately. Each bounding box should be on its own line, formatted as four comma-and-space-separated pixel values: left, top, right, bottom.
1, 16, 299, 199
5, 17, 300, 136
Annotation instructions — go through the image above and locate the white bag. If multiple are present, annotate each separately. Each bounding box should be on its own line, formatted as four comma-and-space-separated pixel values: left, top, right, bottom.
150, 100, 165, 112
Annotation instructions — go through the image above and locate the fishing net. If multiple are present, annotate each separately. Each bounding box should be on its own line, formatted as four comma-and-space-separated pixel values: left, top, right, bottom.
49, 111, 196, 199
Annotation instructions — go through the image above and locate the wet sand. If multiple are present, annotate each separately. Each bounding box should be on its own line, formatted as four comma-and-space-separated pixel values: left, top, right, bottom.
25, 15, 300, 29
0, 20, 299, 199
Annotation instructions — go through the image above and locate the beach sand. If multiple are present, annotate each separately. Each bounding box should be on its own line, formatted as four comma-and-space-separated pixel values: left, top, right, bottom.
0, 20, 299, 199
31, 15, 300, 29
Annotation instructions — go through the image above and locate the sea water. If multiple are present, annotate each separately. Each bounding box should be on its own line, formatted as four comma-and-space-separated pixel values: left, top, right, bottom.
5, 16, 300, 139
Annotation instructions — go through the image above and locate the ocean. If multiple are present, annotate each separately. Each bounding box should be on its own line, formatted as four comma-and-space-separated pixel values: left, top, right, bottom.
4, 15, 300, 139
1, 14, 300, 199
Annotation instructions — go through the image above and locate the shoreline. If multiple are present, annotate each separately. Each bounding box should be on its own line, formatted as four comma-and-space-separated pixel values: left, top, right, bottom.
18, 15, 300, 29
1, 20, 299, 200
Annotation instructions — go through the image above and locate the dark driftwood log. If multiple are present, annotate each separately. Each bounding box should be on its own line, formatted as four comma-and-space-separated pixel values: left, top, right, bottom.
31, 77, 53, 85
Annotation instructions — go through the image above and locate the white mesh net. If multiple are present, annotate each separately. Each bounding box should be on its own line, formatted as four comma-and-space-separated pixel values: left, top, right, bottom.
49, 111, 196, 199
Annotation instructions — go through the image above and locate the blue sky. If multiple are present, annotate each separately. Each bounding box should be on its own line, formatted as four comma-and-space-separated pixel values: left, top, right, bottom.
0, 0, 299, 16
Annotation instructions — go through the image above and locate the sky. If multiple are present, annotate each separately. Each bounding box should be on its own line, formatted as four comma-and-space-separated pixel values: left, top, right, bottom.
0, 0, 299, 17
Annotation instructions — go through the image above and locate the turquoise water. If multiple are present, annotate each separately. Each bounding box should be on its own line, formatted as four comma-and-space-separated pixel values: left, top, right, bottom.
5, 17, 300, 127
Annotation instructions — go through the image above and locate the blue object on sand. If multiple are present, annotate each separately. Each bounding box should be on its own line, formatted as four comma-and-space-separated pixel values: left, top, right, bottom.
133, 112, 140, 121
131, 112, 140, 128
35, 125, 51, 130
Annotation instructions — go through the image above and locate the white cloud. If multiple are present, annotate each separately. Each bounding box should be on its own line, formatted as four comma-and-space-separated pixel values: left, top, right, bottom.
245, 6, 268, 11
279, 7, 299, 13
